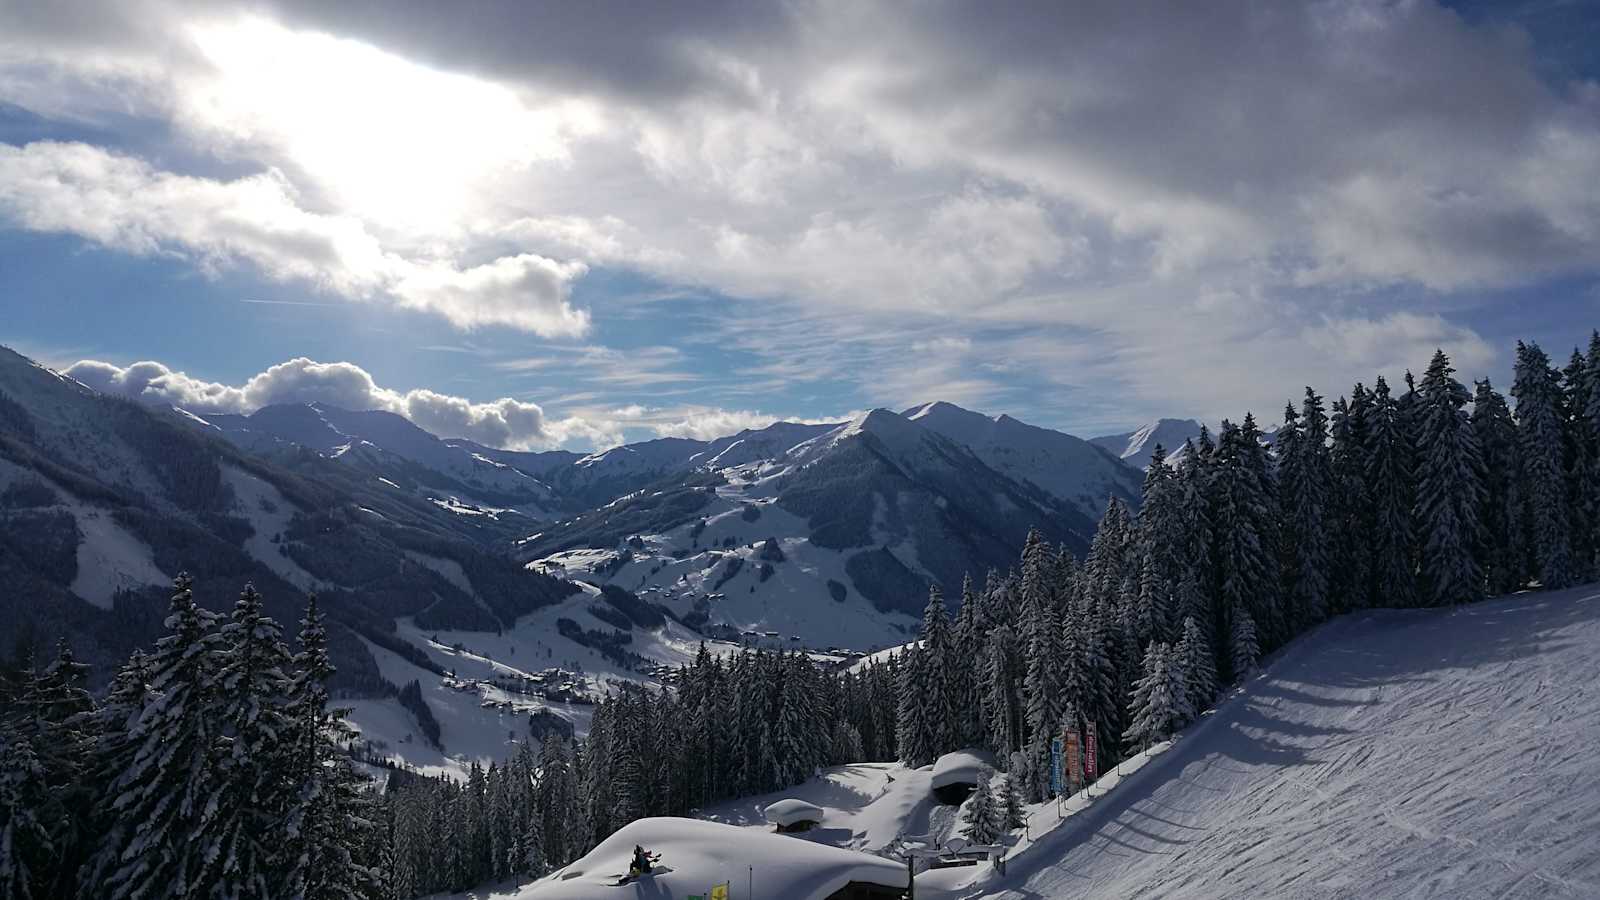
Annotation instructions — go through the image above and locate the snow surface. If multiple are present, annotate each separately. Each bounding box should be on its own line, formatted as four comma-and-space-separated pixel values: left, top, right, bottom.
763, 798, 826, 827
518, 817, 908, 900
67, 502, 168, 608
930, 750, 995, 790
221, 465, 324, 591
970, 587, 1600, 898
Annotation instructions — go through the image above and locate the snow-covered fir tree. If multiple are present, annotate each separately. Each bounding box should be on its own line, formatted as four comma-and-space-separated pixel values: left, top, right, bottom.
1278, 388, 1334, 630
91, 573, 228, 900
1472, 379, 1523, 595
1174, 616, 1217, 715
1366, 377, 1419, 608
1125, 642, 1192, 751
960, 769, 1001, 844
1414, 351, 1486, 606
1512, 341, 1574, 588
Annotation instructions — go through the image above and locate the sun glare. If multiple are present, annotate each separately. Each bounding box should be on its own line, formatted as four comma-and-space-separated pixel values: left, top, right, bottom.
183, 17, 602, 237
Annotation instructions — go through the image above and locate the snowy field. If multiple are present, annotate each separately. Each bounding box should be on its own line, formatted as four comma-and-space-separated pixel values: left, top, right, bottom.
976, 586, 1600, 898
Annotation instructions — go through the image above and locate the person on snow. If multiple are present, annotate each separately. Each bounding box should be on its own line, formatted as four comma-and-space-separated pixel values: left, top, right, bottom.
630, 845, 653, 876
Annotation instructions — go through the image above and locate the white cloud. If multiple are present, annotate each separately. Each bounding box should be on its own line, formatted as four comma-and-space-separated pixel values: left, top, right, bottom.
60, 356, 830, 451
65, 356, 565, 449
3, 2, 1598, 426
0, 142, 590, 335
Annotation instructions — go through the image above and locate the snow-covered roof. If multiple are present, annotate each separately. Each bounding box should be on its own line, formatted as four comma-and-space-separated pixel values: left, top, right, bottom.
524, 818, 907, 900
931, 749, 995, 790
763, 798, 826, 827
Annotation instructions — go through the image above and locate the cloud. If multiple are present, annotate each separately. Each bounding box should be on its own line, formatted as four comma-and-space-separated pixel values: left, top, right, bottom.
4, 2, 1599, 428
0, 142, 589, 335
60, 356, 829, 451
65, 356, 564, 449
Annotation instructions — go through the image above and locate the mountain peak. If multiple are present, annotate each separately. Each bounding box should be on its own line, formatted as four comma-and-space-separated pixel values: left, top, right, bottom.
1090, 418, 1204, 469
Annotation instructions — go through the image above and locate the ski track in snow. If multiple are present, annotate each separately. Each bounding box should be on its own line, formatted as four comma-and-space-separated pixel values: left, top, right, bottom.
976, 588, 1600, 899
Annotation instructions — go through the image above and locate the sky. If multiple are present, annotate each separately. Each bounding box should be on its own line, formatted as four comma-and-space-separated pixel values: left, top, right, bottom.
1, 0, 1598, 451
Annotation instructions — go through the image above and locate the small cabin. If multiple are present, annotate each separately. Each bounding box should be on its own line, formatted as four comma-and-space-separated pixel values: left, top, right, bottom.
764, 798, 826, 833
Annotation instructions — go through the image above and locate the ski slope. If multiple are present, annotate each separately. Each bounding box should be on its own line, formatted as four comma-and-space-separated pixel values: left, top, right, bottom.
977, 586, 1600, 899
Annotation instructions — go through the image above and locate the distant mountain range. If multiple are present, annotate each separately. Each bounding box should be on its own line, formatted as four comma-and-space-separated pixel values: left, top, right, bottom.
0, 343, 1163, 768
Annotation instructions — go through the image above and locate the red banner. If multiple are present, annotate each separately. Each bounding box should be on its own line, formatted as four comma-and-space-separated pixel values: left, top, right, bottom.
1085, 723, 1098, 781
1064, 729, 1082, 790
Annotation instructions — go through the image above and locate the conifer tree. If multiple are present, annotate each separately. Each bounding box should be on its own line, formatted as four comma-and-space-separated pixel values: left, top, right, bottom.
0, 731, 51, 900
1414, 351, 1486, 606
1367, 377, 1418, 607
1000, 771, 1026, 830
214, 584, 296, 898
1472, 379, 1522, 595
1328, 387, 1374, 613
1230, 610, 1260, 678
982, 626, 1021, 756
1174, 616, 1217, 714
91, 573, 228, 900
918, 585, 958, 756
960, 769, 1001, 844
1125, 642, 1191, 751
1512, 341, 1574, 588
1279, 388, 1333, 629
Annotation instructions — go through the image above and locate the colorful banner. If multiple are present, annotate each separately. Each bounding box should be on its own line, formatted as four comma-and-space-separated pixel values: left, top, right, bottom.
711, 883, 729, 900
1064, 729, 1082, 790
1050, 736, 1063, 794
1085, 723, 1098, 781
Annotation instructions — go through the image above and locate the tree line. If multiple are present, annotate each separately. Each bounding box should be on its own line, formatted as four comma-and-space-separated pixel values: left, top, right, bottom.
0, 579, 381, 899
886, 335, 1600, 801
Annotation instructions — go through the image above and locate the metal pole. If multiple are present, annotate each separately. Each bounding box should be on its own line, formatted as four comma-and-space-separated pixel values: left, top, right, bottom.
748, 865, 753, 899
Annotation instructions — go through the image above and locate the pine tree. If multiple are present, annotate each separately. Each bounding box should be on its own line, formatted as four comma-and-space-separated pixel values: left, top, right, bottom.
1472, 380, 1522, 595
282, 594, 381, 900
1564, 348, 1596, 579
1582, 331, 1600, 573
981, 626, 1021, 757
1230, 610, 1260, 678
214, 584, 296, 899
1512, 341, 1574, 588
1367, 377, 1418, 608
1020, 531, 1062, 798
0, 730, 51, 900
1174, 616, 1216, 715
91, 573, 228, 900
1328, 386, 1374, 613
917, 585, 958, 756
1413, 351, 1486, 606
1000, 771, 1026, 830
1279, 388, 1333, 629
1125, 642, 1191, 751
959, 769, 1001, 845
1212, 418, 1280, 667
895, 646, 935, 767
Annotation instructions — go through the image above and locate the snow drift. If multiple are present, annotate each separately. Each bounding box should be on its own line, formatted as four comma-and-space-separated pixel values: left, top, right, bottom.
519, 817, 908, 900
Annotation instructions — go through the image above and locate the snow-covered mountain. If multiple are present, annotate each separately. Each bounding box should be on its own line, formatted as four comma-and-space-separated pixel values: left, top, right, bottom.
516, 406, 1117, 649
904, 400, 1141, 520
1090, 417, 1204, 469
201, 402, 562, 516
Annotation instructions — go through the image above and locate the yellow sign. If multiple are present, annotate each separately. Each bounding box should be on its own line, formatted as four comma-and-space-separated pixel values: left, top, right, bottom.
710, 882, 730, 900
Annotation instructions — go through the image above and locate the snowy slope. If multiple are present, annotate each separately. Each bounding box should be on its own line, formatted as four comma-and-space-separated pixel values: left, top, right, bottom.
972, 587, 1600, 898
204, 402, 559, 516
1090, 418, 1203, 469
